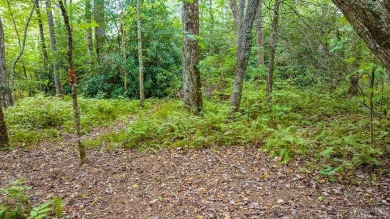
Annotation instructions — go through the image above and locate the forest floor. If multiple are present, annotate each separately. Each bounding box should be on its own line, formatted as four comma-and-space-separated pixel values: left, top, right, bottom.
1, 132, 389, 219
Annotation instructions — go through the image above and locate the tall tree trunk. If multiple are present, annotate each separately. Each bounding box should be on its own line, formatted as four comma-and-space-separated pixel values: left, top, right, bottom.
137, 0, 145, 106
208, 0, 215, 54
266, 0, 280, 105
183, 0, 203, 114
369, 67, 375, 145
332, 0, 390, 70
46, 0, 63, 97
256, 0, 264, 65
10, 4, 35, 104
94, 0, 105, 62
59, 0, 87, 164
229, 0, 238, 33
85, 0, 94, 65
0, 18, 12, 109
120, 3, 127, 91
0, 95, 8, 148
230, 0, 260, 112
34, 0, 49, 74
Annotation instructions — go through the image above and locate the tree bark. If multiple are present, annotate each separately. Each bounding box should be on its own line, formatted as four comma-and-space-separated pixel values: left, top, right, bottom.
0, 18, 12, 109
347, 74, 359, 98
94, 0, 105, 62
183, 0, 203, 114
256, 0, 264, 65
46, 0, 63, 97
369, 67, 375, 145
332, 0, 390, 70
208, 0, 215, 54
120, 3, 127, 91
34, 0, 49, 74
266, 0, 280, 104
59, 0, 87, 164
0, 95, 8, 148
85, 0, 94, 65
137, 0, 145, 106
229, 0, 238, 33
10, 4, 35, 104
230, 0, 260, 112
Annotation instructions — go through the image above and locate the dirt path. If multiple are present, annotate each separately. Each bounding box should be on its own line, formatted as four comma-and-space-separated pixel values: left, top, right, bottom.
1, 144, 389, 218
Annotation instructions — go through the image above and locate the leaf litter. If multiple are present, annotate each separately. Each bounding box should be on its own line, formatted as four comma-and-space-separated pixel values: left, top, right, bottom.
0, 141, 389, 218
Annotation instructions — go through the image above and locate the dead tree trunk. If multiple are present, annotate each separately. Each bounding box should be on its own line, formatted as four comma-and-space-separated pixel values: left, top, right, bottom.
59, 0, 87, 164
332, 0, 390, 70
46, 0, 63, 96
230, 0, 260, 112
183, 0, 203, 114
137, 0, 145, 106
0, 18, 12, 109
266, 0, 281, 105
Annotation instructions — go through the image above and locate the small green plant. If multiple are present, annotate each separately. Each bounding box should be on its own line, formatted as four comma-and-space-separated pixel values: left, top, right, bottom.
0, 180, 31, 218
318, 166, 342, 182
27, 202, 51, 219
0, 181, 64, 219
51, 197, 64, 218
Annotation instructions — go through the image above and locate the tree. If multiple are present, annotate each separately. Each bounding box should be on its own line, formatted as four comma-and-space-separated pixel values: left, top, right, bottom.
59, 0, 87, 164
94, 0, 105, 62
332, 0, 390, 70
5, 0, 29, 85
183, 0, 203, 114
0, 95, 8, 148
10, 3, 35, 103
46, 0, 62, 96
34, 0, 49, 76
230, 0, 260, 112
137, 0, 145, 106
229, 0, 238, 32
119, 2, 127, 91
256, 0, 264, 65
85, 0, 94, 65
266, 0, 281, 105
0, 18, 12, 109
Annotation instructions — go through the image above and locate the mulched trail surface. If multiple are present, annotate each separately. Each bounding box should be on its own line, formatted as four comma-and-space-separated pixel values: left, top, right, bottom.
1, 143, 389, 219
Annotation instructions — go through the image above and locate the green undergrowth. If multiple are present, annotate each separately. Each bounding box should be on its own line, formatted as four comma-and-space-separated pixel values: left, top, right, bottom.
4, 84, 389, 171
5, 95, 143, 147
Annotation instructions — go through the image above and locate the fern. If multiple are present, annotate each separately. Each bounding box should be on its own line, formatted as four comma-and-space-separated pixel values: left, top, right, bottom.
27, 202, 51, 219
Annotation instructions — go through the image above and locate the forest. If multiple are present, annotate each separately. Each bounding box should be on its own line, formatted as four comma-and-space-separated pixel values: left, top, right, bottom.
0, 0, 389, 218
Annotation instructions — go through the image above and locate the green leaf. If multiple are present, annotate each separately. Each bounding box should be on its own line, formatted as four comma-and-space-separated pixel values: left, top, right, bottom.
343, 57, 356, 63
